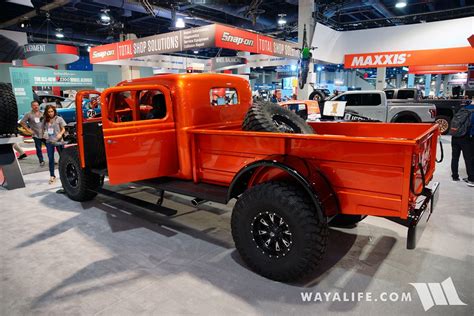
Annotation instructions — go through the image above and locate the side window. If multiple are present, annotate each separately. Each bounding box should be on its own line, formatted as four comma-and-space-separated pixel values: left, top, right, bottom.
109, 90, 167, 123
138, 90, 167, 120
338, 94, 362, 106
397, 90, 415, 99
210, 88, 238, 106
385, 90, 394, 99
361, 93, 382, 106
109, 91, 133, 123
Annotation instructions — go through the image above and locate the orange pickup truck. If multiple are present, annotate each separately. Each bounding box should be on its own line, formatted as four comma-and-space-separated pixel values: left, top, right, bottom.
60, 73, 440, 282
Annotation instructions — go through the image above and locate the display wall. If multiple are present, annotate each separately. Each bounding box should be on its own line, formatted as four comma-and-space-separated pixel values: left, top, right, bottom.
312, 16, 474, 64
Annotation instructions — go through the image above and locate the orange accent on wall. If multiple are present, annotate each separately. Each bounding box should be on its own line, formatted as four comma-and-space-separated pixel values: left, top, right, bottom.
344, 47, 474, 69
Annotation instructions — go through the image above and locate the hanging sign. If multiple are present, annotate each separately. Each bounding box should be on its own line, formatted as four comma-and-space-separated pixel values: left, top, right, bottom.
24, 43, 79, 65
90, 23, 299, 64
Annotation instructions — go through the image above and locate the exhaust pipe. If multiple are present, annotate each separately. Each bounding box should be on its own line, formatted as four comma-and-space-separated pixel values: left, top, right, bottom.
191, 198, 207, 207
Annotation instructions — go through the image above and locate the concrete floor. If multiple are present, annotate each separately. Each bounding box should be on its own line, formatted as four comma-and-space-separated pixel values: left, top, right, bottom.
1, 136, 473, 315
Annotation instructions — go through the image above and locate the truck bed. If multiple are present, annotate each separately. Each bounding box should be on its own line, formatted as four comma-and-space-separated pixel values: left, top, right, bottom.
189, 121, 439, 219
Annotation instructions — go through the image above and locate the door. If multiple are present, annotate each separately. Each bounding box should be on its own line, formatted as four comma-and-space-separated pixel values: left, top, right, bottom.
336, 93, 386, 121
101, 85, 179, 185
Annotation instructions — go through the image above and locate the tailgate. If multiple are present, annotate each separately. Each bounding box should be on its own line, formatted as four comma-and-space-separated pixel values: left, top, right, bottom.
410, 124, 440, 198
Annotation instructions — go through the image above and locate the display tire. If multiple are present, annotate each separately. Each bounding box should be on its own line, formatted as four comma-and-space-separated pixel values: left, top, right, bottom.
309, 91, 324, 102
242, 101, 314, 134
435, 115, 451, 135
0, 83, 18, 135
231, 181, 328, 282
329, 214, 366, 227
59, 146, 101, 201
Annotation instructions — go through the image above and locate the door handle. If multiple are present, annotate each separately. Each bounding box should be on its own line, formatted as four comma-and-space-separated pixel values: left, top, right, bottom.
107, 139, 117, 144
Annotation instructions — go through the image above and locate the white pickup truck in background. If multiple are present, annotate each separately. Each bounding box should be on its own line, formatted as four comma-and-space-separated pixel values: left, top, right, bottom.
328, 90, 437, 123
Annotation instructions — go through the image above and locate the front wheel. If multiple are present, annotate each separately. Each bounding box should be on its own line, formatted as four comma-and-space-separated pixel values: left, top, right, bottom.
59, 147, 101, 201
231, 182, 328, 282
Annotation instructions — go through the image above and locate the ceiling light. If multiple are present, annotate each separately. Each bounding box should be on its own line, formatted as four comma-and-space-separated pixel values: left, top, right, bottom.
99, 9, 111, 25
277, 13, 287, 26
193, 50, 198, 54
316, 66, 322, 71
87, 46, 91, 52
175, 17, 185, 28
395, 1, 407, 8
55, 28, 64, 38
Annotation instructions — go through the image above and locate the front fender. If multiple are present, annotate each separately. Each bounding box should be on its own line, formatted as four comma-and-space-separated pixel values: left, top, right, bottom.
228, 155, 339, 218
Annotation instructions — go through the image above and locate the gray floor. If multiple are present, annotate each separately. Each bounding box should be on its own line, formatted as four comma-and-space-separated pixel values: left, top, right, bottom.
1, 136, 473, 315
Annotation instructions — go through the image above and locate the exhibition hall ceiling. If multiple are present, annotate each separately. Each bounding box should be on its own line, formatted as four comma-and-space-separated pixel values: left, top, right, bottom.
1, 0, 473, 54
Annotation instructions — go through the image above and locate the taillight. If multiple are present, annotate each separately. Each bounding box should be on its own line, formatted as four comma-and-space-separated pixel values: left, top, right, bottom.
429, 108, 436, 118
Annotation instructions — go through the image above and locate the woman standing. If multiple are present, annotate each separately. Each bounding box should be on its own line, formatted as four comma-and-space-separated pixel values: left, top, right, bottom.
43, 105, 66, 184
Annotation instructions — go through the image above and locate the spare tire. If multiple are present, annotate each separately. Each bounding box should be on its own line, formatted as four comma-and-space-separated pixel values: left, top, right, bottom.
242, 101, 314, 134
0, 83, 18, 136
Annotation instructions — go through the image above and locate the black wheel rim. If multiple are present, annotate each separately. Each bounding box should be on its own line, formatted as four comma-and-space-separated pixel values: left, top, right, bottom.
66, 163, 79, 187
272, 114, 302, 133
251, 211, 293, 258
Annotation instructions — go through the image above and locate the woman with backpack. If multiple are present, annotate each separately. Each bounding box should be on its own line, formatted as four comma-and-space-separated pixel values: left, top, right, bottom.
451, 99, 474, 187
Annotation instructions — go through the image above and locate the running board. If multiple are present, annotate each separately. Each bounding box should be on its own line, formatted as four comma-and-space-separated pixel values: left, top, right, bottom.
97, 188, 177, 216
136, 178, 229, 205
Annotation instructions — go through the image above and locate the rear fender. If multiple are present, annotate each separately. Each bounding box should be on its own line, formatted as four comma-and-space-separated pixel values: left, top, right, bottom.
228, 156, 339, 219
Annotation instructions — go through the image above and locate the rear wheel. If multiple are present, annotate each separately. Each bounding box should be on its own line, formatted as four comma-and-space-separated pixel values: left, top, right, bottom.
435, 115, 450, 135
231, 182, 328, 282
59, 147, 101, 201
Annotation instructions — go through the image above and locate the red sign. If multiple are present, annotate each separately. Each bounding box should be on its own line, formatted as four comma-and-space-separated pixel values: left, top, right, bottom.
215, 24, 258, 53
117, 40, 134, 59
89, 23, 300, 64
257, 35, 274, 55
344, 47, 474, 69
90, 43, 118, 63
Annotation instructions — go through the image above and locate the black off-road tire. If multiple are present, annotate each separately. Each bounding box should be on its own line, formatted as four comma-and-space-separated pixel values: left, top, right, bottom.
242, 101, 314, 134
59, 147, 101, 201
0, 83, 18, 135
435, 115, 451, 135
231, 182, 328, 282
329, 214, 366, 227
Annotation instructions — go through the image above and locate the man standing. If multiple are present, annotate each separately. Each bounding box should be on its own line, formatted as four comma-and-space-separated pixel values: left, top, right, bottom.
20, 101, 46, 166
451, 99, 474, 187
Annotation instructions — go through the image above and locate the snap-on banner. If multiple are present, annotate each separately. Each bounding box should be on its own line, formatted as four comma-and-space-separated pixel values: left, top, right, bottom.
344, 47, 474, 69
90, 23, 299, 64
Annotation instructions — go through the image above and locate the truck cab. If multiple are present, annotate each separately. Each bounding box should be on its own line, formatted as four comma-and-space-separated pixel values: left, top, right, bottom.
331, 90, 436, 123
75, 73, 251, 185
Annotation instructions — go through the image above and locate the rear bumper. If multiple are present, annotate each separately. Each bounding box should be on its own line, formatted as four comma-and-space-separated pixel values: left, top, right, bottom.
385, 181, 439, 249
407, 181, 440, 249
